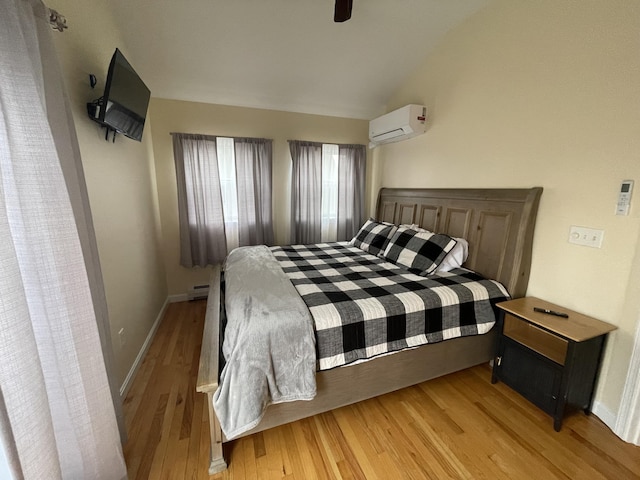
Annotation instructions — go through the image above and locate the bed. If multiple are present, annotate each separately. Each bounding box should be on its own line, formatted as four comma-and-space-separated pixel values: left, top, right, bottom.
196, 186, 543, 474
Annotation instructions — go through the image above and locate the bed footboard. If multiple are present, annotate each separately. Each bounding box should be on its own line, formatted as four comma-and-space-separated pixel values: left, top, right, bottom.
195, 265, 227, 474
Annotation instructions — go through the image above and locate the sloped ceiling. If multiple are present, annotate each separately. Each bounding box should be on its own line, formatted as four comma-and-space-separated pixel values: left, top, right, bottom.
109, 0, 489, 119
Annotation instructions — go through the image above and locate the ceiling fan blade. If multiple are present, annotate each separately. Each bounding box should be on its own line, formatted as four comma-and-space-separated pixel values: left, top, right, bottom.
334, 0, 352, 22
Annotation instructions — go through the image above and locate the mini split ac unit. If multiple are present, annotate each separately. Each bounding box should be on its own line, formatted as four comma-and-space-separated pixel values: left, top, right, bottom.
369, 104, 427, 148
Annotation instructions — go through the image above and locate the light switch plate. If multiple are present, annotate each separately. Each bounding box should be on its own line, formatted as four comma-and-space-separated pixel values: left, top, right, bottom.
568, 226, 604, 248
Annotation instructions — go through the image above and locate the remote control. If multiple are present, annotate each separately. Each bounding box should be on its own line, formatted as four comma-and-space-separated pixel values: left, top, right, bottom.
533, 307, 569, 318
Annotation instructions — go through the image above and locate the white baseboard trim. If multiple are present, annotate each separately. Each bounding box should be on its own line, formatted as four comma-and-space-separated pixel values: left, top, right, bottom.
119, 297, 170, 399
592, 400, 616, 430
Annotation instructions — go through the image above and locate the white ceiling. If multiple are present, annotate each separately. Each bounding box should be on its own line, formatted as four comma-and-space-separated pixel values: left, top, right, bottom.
109, 0, 489, 120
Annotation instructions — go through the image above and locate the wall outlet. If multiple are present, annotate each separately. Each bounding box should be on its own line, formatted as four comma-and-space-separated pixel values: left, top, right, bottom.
568, 225, 604, 248
118, 328, 126, 347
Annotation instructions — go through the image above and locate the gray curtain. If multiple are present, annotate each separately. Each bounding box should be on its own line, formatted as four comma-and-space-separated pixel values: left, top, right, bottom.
289, 140, 323, 244
172, 133, 228, 267
234, 138, 274, 246
337, 144, 367, 241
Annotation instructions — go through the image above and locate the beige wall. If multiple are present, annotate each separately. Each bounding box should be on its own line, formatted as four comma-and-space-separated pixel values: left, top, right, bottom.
376, 0, 640, 423
149, 99, 370, 295
50, 0, 168, 388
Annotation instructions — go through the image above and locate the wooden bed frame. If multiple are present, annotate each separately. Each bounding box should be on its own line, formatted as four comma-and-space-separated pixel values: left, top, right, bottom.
196, 187, 543, 474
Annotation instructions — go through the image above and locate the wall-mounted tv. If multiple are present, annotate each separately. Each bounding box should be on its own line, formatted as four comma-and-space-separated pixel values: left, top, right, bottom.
87, 48, 150, 142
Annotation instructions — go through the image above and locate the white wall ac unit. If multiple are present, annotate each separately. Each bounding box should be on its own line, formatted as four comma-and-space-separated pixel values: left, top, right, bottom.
369, 104, 427, 148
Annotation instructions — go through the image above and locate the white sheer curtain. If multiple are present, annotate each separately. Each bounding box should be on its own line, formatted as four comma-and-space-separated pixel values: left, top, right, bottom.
0, 1, 127, 479
321, 144, 339, 242
216, 137, 240, 251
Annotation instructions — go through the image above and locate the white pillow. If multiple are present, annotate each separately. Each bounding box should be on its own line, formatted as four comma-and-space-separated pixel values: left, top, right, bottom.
402, 224, 468, 272
438, 237, 468, 272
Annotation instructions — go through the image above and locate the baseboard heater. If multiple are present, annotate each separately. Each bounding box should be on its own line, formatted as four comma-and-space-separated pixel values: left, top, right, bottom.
188, 284, 209, 301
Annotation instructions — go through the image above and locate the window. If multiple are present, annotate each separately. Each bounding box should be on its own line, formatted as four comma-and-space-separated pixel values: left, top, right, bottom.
172, 133, 273, 267
321, 144, 339, 241
289, 140, 366, 245
216, 137, 239, 250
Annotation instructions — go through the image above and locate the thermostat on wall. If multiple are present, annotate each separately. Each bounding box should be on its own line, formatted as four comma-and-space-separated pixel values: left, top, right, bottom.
616, 180, 634, 216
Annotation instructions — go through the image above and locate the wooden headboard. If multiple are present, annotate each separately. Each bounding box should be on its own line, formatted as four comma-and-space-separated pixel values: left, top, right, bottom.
375, 187, 543, 298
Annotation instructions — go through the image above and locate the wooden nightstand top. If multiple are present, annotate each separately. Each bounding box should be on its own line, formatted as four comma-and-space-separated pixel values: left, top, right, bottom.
496, 297, 616, 343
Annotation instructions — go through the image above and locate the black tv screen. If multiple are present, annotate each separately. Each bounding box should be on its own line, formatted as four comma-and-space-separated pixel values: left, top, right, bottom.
93, 49, 150, 141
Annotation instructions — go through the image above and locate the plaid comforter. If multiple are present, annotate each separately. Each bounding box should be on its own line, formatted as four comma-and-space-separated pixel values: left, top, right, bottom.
271, 242, 509, 370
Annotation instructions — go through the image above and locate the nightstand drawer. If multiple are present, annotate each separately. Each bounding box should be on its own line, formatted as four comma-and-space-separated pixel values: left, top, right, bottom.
503, 314, 568, 365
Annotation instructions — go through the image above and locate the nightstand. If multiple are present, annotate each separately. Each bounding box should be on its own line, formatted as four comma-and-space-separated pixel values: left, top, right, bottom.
491, 297, 616, 431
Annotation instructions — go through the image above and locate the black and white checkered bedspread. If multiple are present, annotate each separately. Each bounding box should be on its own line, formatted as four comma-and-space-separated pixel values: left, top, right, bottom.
270, 242, 509, 370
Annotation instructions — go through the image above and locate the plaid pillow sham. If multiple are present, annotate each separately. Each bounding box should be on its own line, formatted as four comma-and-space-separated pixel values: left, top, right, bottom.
382, 226, 458, 274
399, 224, 468, 272
350, 219, 398, 257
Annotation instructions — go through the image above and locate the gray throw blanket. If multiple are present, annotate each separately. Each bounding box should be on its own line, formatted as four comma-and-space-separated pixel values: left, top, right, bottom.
213, 246, 317, 439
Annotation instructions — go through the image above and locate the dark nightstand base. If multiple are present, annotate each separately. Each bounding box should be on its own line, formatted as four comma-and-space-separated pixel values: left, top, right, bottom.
491, 297, 614, 431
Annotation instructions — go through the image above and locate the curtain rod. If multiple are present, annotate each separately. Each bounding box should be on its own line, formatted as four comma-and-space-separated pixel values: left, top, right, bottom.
48, 8, 67, 32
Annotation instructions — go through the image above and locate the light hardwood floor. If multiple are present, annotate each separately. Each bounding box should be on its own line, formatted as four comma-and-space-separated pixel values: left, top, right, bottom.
123, 300, 640, 479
